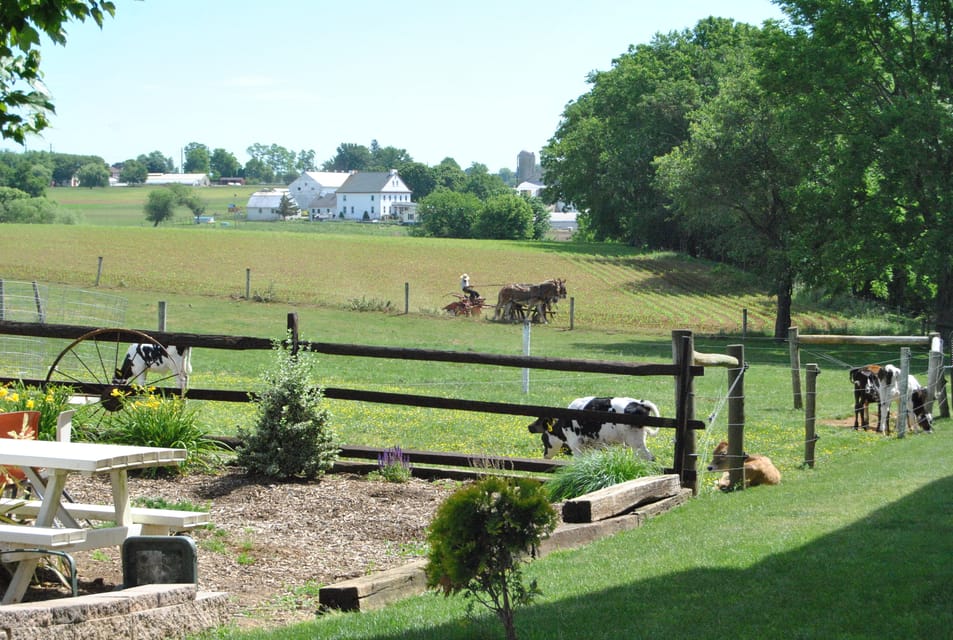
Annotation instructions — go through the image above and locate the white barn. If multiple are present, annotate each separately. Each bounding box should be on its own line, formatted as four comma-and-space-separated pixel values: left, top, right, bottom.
144, 173, 211, 187
247, 188, 293, 221
336, 170, 412, 221
288, 171, 351, 209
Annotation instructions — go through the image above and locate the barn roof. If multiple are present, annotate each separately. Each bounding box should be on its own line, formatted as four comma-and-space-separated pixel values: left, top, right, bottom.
302, 171, 351, 188
338, 171, 408, 194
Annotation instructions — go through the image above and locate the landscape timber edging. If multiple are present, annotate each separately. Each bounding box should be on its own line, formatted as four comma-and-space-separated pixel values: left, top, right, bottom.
318, 484, 692, 612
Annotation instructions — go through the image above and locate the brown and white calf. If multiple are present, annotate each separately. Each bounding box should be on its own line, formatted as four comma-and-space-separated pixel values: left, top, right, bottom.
875, 364, 934, 434
706, 440, 781, 489
850, 365, 881, 430
112, 343, 192, 389
526, 396, 660, 460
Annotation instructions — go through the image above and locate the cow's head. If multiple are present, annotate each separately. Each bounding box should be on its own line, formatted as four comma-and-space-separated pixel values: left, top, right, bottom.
911, 388, 935, 432
112, 355, 134, 385
527, 417, 569, 459
706, 440, 748, 472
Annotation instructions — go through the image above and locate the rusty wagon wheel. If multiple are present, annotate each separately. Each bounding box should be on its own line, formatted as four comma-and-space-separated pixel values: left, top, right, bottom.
45, 328, 185, 431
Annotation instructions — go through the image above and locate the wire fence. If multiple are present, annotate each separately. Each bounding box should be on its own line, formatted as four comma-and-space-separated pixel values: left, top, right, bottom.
0, 279, 127, 378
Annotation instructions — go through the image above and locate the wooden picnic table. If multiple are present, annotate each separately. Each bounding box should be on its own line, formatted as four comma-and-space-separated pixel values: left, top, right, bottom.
0, 439, 187, 604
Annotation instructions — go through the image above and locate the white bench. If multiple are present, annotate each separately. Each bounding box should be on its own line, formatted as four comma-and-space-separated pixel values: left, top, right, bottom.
0, 499, 210, 536
0, 524, 87, 548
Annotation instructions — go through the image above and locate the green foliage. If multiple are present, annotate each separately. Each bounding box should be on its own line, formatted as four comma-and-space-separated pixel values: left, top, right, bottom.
119, 159, 147, 184
236, 342, 339, 480
0, 1, 116, 143
144, 188, 177, 226
413, 188, 481, 238
426, 476, 558, 640
76, 162, 110, 188
81, 388, 229, 475
545, 445, 664, 502
474, 193, 534, 240
345, 296, 393, 312
0, 381, 73, 441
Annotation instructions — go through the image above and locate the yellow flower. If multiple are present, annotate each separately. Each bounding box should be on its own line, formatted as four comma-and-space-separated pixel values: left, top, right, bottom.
9, 393, 18, 403
0, 388, 7, 399
25, 399, 34, 409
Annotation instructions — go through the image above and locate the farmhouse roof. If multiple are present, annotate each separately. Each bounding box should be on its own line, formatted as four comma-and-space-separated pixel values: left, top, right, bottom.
303, 193, 336, 209
247, 189, 289, 208
302, 171, 351, 189
338, 170, 409, 194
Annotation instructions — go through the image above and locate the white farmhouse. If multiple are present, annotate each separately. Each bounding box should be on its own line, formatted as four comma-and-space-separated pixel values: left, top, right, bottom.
246, 188, 293, 221
336, 169, 412, 221
287, 171, 352, 209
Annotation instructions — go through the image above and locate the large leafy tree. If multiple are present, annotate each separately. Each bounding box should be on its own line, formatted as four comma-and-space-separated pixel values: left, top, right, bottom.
136, 150, 174, 173
414, 189, 481, 238
209, 148, 241, 180
118, 159, 147, 184
183, 142, 210, 174
0, 1, 115, 143
322, 143, 371, 172
474, 193, 535, 240
770, 0, 953, 333
76, 161, 109, 187
543, 18, 758, 247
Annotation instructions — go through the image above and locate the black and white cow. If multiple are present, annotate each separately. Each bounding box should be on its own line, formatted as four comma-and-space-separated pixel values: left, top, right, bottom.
112, 343, 192, 389
849, 365, 881, 430
526, 396, 660, 460
876, 364, 933, 434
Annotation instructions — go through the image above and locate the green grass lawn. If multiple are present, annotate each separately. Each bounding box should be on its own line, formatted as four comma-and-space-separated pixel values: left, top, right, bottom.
190, 425, 952, 640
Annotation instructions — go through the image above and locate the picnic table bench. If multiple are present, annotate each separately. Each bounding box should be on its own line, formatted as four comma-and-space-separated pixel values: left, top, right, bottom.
0, 499, 209, 536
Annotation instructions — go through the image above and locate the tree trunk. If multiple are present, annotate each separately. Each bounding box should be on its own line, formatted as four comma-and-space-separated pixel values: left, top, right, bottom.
934, 263, 953, 340
774, 269, 793, 340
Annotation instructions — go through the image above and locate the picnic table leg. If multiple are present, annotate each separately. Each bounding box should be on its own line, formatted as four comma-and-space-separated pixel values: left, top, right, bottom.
110, 470, 132, 527
1, 471, 70, 604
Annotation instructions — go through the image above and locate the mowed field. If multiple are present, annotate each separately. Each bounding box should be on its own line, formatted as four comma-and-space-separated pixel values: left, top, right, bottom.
4, 185, 862, 335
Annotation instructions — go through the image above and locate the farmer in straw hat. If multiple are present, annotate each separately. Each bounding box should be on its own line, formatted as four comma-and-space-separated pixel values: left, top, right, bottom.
460, 273, 481, 303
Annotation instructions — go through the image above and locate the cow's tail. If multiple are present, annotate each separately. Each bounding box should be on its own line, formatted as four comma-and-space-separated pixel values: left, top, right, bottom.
645, 400, 661, 436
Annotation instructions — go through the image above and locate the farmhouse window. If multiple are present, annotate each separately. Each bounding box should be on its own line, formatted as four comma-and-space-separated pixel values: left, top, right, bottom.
371, 195, 374, 201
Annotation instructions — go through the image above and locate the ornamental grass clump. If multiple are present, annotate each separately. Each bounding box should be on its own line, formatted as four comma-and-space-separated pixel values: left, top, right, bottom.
545, 445, 663, 502
426, 476, 557, 640
87, 387, 229, 476
237, 342, 339, 480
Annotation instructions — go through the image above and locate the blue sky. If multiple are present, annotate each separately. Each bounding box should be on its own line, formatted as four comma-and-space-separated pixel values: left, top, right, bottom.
23, 0, 785, 172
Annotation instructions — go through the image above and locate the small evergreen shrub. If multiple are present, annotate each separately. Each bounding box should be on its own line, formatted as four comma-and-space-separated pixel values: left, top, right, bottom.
237, 342, 339, 479
426, 476, 557, 640
545, 445, 663, 502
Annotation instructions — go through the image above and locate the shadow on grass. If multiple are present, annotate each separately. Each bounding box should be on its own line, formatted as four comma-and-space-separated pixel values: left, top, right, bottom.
360, 475, 953, 639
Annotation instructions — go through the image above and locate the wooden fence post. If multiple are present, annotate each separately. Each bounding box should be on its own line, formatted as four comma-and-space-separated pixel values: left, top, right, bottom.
727, 344, 745, 488
927, 333, 948, 418
804, 363, 819, 468
898, 347, 911, 438
789, 326, 802, 409
404, 282, 409, 315
95, 256, 103, 287
287, 312, 300, 356
245, 268, 251, 300
672, 330, 697, 494
0, 279, 4, 321
31, 281, 45, 324
157, 301, 167, 332
569, 297, 575, 330
522, 320, 531, 394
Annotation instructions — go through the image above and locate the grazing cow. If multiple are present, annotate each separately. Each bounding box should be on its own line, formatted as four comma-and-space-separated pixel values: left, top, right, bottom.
706, 440, 781, 489
849, 365, 881, 430
875, 364, 933, 434
526, 396, 660, 460
112, 343, 192, 389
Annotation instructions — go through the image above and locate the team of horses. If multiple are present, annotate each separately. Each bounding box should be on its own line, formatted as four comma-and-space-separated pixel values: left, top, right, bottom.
493, 278, 567, 324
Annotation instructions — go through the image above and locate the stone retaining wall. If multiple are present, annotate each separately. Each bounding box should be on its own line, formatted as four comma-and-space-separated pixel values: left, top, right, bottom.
0, 584, 228, 640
